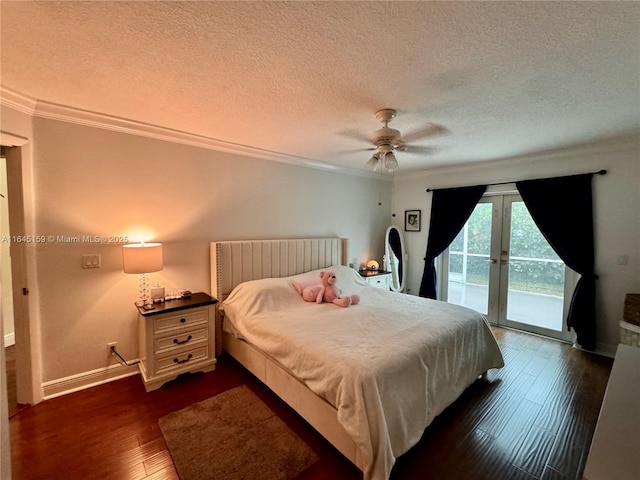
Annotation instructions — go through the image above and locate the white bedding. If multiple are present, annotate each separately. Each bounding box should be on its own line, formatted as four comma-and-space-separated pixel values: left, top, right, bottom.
221, 265, 504, 480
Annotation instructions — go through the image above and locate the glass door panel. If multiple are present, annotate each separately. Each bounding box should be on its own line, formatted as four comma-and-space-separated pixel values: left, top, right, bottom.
447, 201, 495, 316
500, 197, 567, 337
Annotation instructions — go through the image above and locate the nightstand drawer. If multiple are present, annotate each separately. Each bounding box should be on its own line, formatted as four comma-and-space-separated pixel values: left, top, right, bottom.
154, 309, 207, 334
154, 326, 208, 354
366, 275, 390, 289
360, 270, 391, 290
155, 345, 209, 374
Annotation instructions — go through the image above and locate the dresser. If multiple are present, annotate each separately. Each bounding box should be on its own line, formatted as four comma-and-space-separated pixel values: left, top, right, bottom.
583, 344, 640, 480
137, 292, 217, 392
360, 270, 391, 290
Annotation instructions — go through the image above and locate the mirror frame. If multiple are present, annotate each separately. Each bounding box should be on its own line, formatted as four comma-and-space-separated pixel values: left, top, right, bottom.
385, 225, 406, 292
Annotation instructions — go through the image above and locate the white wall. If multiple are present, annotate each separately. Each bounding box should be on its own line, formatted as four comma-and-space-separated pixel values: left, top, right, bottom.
2, 108, 392, 394
393, 136, 640, 354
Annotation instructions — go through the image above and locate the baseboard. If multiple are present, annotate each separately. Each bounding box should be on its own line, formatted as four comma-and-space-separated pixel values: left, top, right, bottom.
573, 342, 617, 358
492, 323, 617, 358
42, 362, 140, 400
594, 342, 618, 358
4, 332, 15, 348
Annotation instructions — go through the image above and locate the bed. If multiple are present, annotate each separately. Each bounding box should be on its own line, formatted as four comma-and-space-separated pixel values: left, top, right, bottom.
210, 238, 504, 480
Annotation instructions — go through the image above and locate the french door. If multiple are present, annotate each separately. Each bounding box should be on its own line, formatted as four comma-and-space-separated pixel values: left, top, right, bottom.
439, 193, 575, 342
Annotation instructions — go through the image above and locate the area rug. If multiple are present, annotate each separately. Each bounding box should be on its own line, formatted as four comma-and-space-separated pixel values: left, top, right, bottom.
159, 385, 319, 480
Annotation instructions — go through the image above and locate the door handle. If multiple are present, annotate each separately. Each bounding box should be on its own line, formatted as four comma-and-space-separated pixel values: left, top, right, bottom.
488, 259, 497, 264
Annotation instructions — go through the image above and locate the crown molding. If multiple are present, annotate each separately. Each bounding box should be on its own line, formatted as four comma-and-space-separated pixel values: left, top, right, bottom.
0, 85, 386, 180
34, 99, 332, 166
0, 86, 37, 115
394, 131, 640, 182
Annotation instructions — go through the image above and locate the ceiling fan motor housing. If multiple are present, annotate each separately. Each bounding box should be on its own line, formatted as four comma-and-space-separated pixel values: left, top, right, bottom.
372, 127, 401, 147
372, 109, 401, 148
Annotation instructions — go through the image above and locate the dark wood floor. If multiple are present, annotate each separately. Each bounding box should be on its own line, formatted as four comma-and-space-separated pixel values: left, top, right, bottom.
9, 327, 612, 480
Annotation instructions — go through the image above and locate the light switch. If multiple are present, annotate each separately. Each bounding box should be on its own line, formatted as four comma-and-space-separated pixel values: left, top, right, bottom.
82, 254, 101, 269
616, 254, 629, 266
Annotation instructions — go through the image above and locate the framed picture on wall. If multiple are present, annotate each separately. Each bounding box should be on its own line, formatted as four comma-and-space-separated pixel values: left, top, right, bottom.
404, 209, 421, 232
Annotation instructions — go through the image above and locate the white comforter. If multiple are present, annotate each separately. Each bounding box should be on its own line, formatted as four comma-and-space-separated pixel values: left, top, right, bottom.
221, 265, 504, 480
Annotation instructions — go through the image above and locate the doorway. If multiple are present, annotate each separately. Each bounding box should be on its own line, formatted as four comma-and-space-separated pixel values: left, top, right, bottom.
1, 150, 21, 417
439, 192, 576, 342
0, 136, 37, 412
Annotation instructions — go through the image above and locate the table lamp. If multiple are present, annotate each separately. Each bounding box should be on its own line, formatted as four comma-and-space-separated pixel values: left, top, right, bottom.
123, 242, 163, 306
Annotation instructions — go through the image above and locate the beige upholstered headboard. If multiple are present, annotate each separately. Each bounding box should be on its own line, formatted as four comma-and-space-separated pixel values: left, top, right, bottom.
210, 237, 348, 354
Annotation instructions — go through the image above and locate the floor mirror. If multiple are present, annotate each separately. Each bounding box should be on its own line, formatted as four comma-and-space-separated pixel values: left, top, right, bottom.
385, 225, 406, 292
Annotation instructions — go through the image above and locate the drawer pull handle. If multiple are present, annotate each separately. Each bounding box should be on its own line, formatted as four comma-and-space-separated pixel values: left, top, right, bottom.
180, 318, 186, 323
173, 335, 193, 345
173, 354, 193, 364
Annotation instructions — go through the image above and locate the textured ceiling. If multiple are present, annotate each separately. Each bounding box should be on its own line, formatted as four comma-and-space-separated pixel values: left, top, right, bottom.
1, 1, 639, 173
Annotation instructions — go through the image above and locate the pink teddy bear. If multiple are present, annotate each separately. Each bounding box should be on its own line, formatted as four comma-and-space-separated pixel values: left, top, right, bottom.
316, 270, 360, 307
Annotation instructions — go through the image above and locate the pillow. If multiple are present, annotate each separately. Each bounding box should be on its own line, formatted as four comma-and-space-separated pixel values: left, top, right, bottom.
330, 264, 368, 289
222, 266, 366, 321
221, 277, 296, 318
289, 265, 366, 290
290, 272, 323, 295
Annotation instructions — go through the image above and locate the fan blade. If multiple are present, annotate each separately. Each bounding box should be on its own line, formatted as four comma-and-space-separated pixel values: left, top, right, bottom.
336, 147, 376, 154
401, 123, 450, 143
338, 129, 373, 143
397, 145, 440, 155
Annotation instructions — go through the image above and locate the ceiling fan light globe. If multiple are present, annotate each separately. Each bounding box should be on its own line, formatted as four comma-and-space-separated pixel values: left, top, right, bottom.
384, 152, 398, 170
366, 154, 379, 171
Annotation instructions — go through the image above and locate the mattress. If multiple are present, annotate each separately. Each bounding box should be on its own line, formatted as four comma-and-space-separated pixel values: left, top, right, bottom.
221, 265, 504, 480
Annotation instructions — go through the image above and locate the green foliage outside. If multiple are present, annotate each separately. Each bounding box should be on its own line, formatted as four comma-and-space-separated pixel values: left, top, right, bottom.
449, 202, 564, 297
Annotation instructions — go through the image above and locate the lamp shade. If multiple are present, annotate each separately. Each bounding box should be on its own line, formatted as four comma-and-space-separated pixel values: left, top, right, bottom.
366, 260, 379, 270
122, 243, 163, 274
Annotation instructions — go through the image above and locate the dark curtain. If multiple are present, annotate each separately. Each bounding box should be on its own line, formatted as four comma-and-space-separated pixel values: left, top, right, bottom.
516, 174, 597, 350
419, 185, 487, 299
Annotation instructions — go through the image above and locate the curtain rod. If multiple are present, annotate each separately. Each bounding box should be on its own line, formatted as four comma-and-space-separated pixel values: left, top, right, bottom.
426, 169, 607, 192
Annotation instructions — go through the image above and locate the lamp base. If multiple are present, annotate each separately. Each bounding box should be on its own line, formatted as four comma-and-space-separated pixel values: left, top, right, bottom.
137, 273, 152, 306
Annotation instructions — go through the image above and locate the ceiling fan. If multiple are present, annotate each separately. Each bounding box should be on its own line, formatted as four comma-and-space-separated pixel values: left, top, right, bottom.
359, 109, 448, 171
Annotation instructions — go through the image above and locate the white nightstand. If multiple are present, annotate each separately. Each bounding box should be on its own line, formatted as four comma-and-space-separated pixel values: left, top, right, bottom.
137, 292, 217, 392
360, 270, 391, 290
